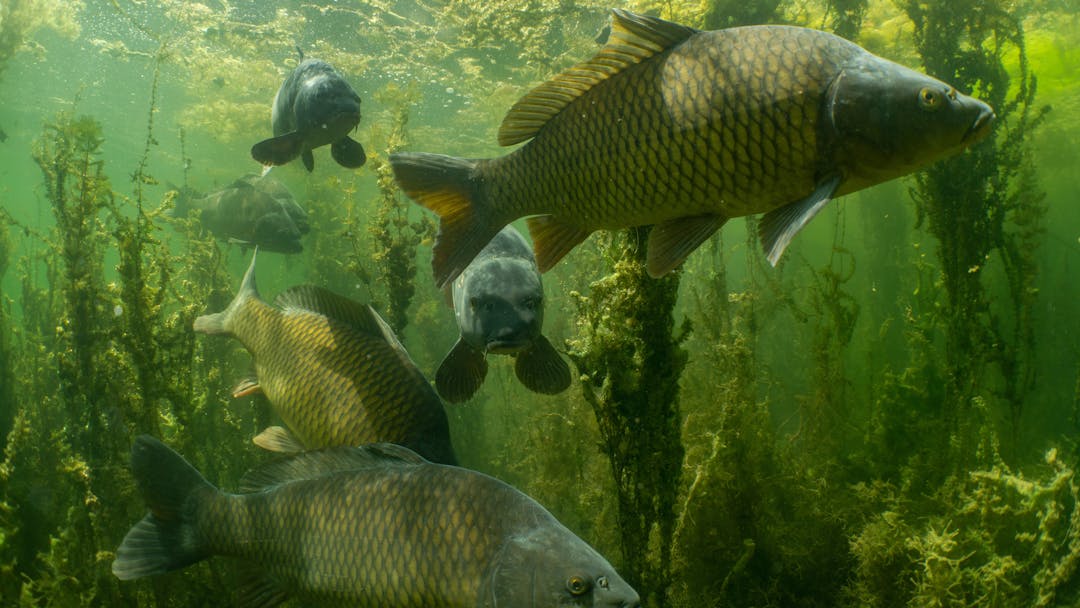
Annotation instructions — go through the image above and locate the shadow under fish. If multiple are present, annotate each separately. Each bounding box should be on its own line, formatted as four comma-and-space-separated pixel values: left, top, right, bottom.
194, 249, 457, 466
436, 225, 571, 403
113, 436, 640, 608
251, 58, 367, 172
172, 173, 309, 254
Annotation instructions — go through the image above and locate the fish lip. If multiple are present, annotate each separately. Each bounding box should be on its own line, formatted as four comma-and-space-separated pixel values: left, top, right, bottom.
485, 339, 529, 354
963, 108, 996, 144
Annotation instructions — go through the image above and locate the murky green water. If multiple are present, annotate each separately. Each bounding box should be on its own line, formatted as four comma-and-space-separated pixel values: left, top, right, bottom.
0, 1, 1078, 606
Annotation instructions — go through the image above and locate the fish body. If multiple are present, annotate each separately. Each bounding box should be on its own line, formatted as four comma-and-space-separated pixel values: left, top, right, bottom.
194, 251, 456, 465
252, 59, 367, 172
176, 174, 309, 254
436, 225, 571, 403
391, 10, 996, 287
113, 436, 640, 608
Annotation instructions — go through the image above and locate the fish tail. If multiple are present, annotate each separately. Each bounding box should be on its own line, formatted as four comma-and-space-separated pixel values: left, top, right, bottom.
193, 247, 260, 335
390, 152, 502, 288
112, 435, 217, 580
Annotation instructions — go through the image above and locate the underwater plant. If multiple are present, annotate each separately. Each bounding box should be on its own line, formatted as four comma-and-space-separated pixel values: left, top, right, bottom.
568, 227, 690, 607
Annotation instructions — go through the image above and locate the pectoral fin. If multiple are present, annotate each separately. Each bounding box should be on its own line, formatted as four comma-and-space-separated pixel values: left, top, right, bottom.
253, 426, 305, 454
646, 214, 726, 277
759, 174, 842, 266
514, 335, 571, 395
232, 377, 261, 398
435, 338, 488, 403
331, 136, 367, 168
301, 150, 315, 172
251, 131, 306, 167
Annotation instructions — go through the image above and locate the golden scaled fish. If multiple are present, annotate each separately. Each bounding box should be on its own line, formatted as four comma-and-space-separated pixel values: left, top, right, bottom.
390, 9, 996, 288
194, 250, 456, 465
113, 435, 641, 608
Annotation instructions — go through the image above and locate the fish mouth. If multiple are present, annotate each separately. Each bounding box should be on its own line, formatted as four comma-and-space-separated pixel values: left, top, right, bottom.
962, 108, 996, 145
486, 339, 530, 354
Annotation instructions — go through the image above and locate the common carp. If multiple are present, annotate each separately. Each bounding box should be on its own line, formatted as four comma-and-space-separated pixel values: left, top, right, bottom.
194, 250, 456, 465
390, 9, 996, 287
436, 225, 571, 403
172, 173, 309, 254
113, 435, 641, 608
251, 58, 367, 172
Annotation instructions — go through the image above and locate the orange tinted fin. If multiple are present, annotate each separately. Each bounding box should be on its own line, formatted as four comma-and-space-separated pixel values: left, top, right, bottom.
526, 215, 592, 273
515, 335, 572, 395
232, 378, 261, 398
253, 426, 305, 454
646, 214, 726, 277
389, 152, 501, 288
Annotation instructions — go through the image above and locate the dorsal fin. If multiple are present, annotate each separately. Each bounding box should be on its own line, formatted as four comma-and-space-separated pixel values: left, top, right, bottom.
238, 443, 428, 493
274, 285, 382, 332
497, 9, 698, 146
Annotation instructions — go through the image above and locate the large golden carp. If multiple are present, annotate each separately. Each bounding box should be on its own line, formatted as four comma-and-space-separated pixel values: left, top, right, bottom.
113, 435, 640, 608
391, 9, 995, 287
194, 251, 456, 465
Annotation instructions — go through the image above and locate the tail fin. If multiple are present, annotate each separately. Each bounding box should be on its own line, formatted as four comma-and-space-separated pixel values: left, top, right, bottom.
193, 247, 260, 335
112, 435, 217, 580
389, 152, 502, 288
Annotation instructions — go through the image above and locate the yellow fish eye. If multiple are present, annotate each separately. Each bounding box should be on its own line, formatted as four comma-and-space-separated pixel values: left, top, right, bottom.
918, 87, 944, 111
566, 575, 592, 596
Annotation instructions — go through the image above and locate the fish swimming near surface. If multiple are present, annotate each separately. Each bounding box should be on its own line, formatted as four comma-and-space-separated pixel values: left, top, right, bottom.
390, 9, 996, 288
113, 435, 641, 608
251, 57, 367, 172
173, 173, 309, 254
194, 250, 456, 465
436, 225, 571, 403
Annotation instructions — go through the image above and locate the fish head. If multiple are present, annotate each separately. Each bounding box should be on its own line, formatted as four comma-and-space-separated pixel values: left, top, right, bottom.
483, 527, 640, 608
251, 211, 304, 254
294, 71, 362, 146
826, 57, 996, 191
453, 257, 544, 355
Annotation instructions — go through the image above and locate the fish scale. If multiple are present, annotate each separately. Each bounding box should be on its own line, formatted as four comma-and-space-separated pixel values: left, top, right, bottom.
194, 252, 457, 465
391, 10, 993, 285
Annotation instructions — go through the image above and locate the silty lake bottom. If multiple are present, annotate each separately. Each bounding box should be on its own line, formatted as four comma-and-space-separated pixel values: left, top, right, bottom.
0, 0, 1078, 606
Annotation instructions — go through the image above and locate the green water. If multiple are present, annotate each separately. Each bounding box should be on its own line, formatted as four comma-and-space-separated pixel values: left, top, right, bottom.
0, 0, 1078, 606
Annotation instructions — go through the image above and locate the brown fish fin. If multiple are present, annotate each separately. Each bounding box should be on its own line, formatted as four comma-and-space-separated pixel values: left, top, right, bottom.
526, 215, 592, 273
647, 214, 726, 277
514, 335, 572, 395
331, 135, 367, 168
251, 131, 305, 167
193, 248, 260, 336
253, 426, 305, 454
111, 436, 215, 580
236, 567, 290, 608
759, 175, 841, 266
389, 152, 501, 288
435, 338, 489, 403
238, 444, 428, 493
498, 9, 698, 146
232, 377, 261, 398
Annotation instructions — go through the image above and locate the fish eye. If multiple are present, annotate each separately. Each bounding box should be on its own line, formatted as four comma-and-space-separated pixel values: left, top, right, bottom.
597, 576, 609, 589
566, 575, 592, 596
918, 87, 944, 111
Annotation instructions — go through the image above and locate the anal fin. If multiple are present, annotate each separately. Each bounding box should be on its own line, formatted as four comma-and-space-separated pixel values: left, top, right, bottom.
236, 565, 290, 608
646, 214, 726, 277
526, 215, 592, 273
759, 175, 841, 266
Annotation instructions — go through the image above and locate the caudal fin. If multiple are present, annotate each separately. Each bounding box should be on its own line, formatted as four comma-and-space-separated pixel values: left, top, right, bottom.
193, 248, 260, 335
112, 435, 216, 580
389, 152, 502, 288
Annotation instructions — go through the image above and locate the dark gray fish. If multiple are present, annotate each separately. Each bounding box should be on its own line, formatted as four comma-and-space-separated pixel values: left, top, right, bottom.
436, 225, 571, 403
174, 174, 309, 254
251, 58, 367, 172
113, 436, 640, 608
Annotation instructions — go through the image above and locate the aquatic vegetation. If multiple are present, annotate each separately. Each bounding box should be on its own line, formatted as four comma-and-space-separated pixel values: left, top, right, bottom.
568, 228, 690, 607
0, 0, 81, 79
